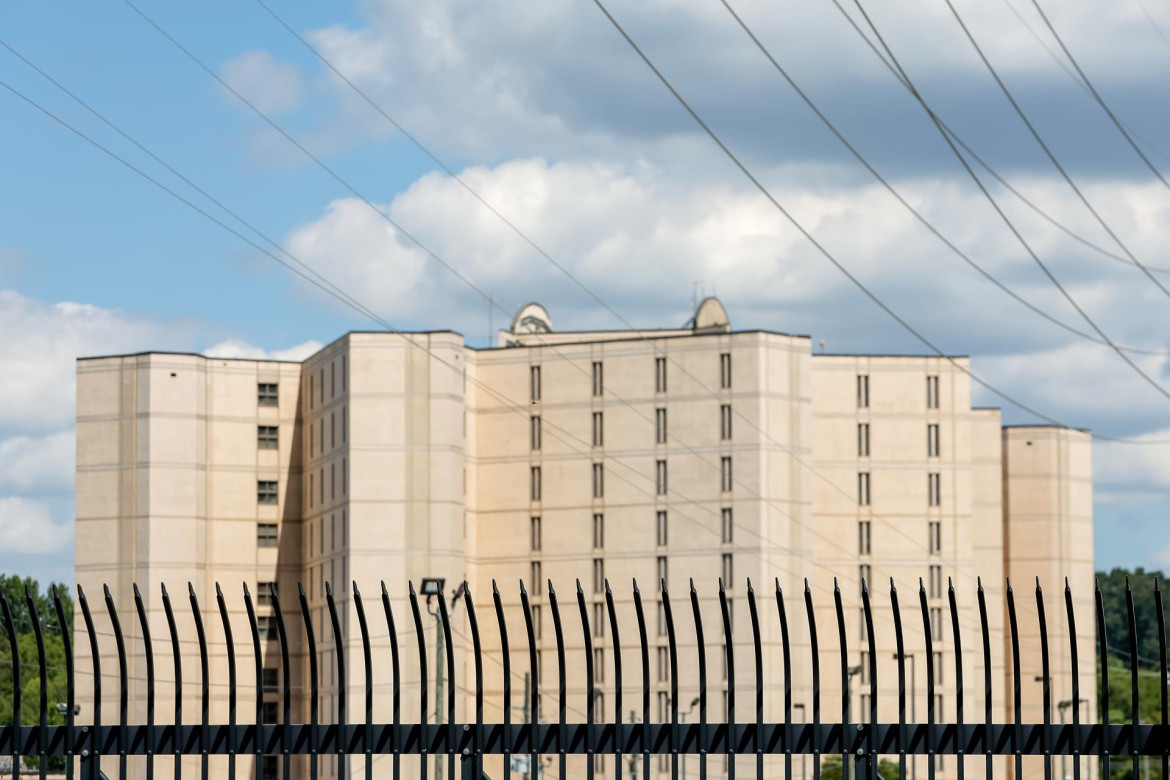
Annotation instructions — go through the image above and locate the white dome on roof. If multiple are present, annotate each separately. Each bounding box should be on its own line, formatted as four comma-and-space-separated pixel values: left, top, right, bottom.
510, 302, 553, 334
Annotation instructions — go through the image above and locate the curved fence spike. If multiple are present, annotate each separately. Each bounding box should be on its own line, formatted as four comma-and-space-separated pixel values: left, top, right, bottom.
662, 581, 680, 780
133, 584, 155, 780
605, 580, 623, 780
215, 584, 237, 780
325, 583, 347, 780
576, 582, 595, 780
1155, 579, 1168, 780
946, 579, 963, 780
746, 581, 762, 780
718, 580, 735, 780
381, 581, 403, 780
891, 580, 907, 780
161, 584, 181, 780
548, 582, 567, 780
493, 582, 512, 780
1125, 578, 1139, 780
189, 584, 210, 780
463, 585, 483, 780
241, 583, 263, 780
777, 581, 793, 780
297, 583, 319, 780
519, 581, 538, 780
1006, 580, 1022, 780
437, 585, 456, 780
1036, 580, 1051, 780
861, 580, 877, 780
1095, 580, 1110, 780
25, 588, 47, 780
690, 581, 708, 780
270, 582, 292, 780
833, 580, 849, 777
77, 586, 102, 780
920, 580, 935, 780
1064, 580, 1081, 780
52, 586, 75, 780
632, 580, 650, 780
407, 582, 428, 780
352, 583, 372, 780
977, 579, 992, 780
1, 591, 21, 780
803, 580, 821, 780
100, 586, 126, 780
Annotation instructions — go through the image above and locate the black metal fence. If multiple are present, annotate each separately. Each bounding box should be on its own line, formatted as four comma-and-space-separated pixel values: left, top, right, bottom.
1, 577, 1167, 780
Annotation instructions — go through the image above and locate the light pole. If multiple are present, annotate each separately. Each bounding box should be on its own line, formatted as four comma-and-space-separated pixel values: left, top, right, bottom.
422, 577, 465, 780
793, 703, 807, 780
892, 653, 917, 780
1058, 699, 1087, 780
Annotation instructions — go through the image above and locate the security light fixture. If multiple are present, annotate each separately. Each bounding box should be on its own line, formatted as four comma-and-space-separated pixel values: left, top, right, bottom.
420, 578, 445, 598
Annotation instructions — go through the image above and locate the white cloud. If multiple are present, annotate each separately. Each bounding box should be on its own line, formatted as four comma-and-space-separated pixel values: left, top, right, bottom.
0, 290, 176, 435
204, 338, 324, 361
0, 498, 70, 554
220, 50, 305, 115
0, 432, 74, 494
1150, 543, 1170, 568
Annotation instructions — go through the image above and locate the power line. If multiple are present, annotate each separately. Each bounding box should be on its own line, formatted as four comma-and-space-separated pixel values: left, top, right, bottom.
1027, 0, 1170, 191
938, 0, 1170, 301
587, 0, 1170, 444
714, 0, 1168, 356
1133, 0, 1170, 57
843, 0, 1170, 406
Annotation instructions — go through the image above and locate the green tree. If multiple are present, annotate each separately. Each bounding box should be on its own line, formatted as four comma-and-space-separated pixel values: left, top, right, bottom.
0, 575, 73, 772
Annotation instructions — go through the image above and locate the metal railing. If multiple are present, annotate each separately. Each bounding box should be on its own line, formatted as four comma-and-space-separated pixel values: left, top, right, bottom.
1, 577, 1167, 780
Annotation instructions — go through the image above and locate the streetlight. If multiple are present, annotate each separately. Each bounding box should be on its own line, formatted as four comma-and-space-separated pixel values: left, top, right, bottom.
1058, 698, 1087, 780
892, 653, 917, 780
422, 577, 465, 780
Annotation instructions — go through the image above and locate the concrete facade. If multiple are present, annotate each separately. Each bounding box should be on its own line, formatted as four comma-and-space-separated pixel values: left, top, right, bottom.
74, 300, 1094, 780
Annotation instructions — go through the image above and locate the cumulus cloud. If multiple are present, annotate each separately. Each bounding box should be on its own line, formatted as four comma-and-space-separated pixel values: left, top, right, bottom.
204, 338, 324, 361
0, 432, 74, 495
1151, 543, 1170, 568
220, 50, 305, 115
0, 498, 71, 554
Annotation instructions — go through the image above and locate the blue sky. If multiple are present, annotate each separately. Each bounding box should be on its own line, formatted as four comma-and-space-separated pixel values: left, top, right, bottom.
1, 0, 1169, 585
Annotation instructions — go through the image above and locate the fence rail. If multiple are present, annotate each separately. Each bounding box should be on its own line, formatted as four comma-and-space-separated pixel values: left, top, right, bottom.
2, 577, 1167, 780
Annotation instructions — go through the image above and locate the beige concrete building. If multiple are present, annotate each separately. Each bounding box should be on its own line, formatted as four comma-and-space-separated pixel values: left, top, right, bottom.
74, 299, 1094, 780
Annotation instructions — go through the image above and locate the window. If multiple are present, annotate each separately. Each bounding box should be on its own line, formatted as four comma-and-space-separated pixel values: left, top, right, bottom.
860, 651, 870, 684
657, 601, 667, 636
722, 554, 733, 586
858, 472, 871, 506
655, 357, 667, 393
928, 472, 941, 507
928, 424, 940, 458
319, 369, 324, 405
262, 668, 278, 693
320, 419, 325, 455
720, 352, 732, 389
341, 355, 347, 393
330, 362, 336, 399
258, 523, 278, 548
934, 651, 944, 684
859, 564, 871, 591
859, 693, 871, 723
530, 365, 541, 402
657, 692, 669, 723
929, 521, 942, 555
594, 647, 605, 683
858, 520, 871, 555
531, 416, 542, 451
656, 459, 668, 495
930, 607, 943, 641
720, 404, 732, 440
857, 374, 869, 408
592, 361, 604, 397
342, 458, 347, 495
656, 510, 668, 546
530, 562, 543, 595
531, 467, 542, 501
721, 456, 733, 492
309, 424, 314, 456
593, 514, 605, 549
319, 467, 324, 505
858, 423, 869, 457
257, 582, 276, 606
257, 481, 278, 505
929, 565, 942, 598
256, 616, 277, 640
342, 406, 347, 444
258, 383, 278, 406
593, 603, 605, 637
721, 508, 733, 544
531, 517, 542, 552
657, 646, 670, 682
655, 408, 667, 444
657, 556, 668, 588
592, 462, 604, 498
592, 558, 604, 593
592, 412, 603, 448
309, 374, 314, 411
331, 463, 335, 500
308, 473, 314, 508
262, 703, 279, 725
532, 605, 543, 639
330, 413, 335, 449
927, 375, 939, 409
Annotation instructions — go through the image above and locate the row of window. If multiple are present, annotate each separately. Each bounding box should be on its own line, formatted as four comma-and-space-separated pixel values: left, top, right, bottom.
530, 508, 734, 552
856, 563, 945, 597
529, 457, 734, 501
857, 373, 942, 409
858, 521, 942, 556
308, 407, 348, 457
529, 403, 732, 452
307, 461, 348, 508
857, 472, 942, 506
529, 352, 733, 402
857, 423, 940, 458
858, 650, 945, 685
307, 356, 347, 410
